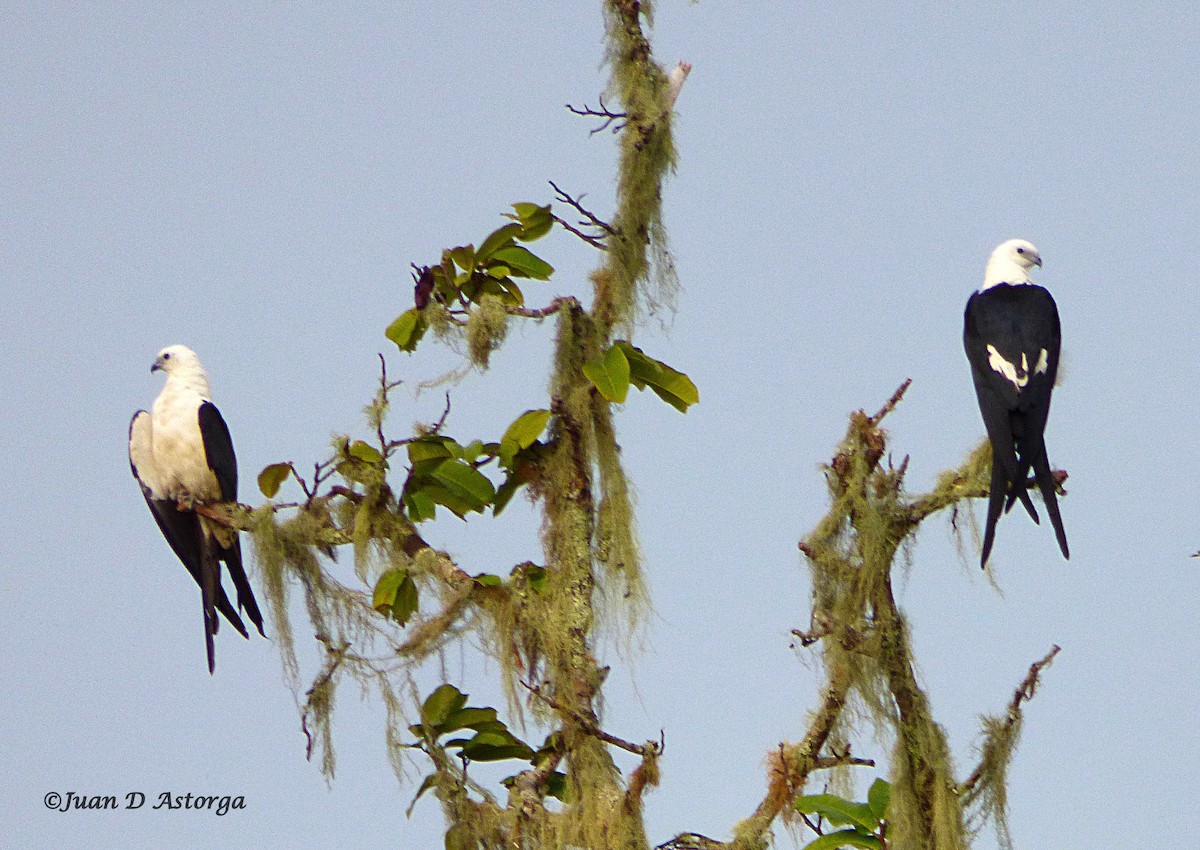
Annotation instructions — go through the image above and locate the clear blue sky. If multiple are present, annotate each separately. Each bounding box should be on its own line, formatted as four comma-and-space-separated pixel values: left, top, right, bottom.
3, 4, 1198, 848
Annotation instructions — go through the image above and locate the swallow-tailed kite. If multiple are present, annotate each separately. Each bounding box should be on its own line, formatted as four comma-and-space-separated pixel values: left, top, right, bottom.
128, 345, 265, 672
963, 240, 1069, 569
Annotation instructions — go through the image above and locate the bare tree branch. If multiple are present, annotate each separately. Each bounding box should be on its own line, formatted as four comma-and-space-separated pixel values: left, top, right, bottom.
870, 377, 912, 424
521, 680, 661, 758
565, 95, 628, 134
505, 296, 580, 319
550, 180, 615, 234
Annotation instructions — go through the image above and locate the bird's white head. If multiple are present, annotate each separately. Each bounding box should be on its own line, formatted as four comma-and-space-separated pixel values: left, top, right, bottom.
151, 344, 211, 395
982, 239, 1042, 290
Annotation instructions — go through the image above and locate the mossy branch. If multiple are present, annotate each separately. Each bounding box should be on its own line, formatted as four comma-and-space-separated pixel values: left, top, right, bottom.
958, 645, 1060, 848
961, 644, 1061, 799
598, 0, 681, 330
694, 382, 1067, 850
724, 665, 854, 849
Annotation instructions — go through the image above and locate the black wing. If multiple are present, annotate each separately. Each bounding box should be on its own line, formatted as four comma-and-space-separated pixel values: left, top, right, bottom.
964, 289, 1041, 548
129, 412, 250, 643
197, 402, 266, 637
198, 401, 238, 501
964, 284, 1060, 416
963, 285, 1067, 564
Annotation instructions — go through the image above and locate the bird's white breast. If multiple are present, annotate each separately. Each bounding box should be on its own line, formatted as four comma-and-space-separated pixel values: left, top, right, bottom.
151, 387, 220, 502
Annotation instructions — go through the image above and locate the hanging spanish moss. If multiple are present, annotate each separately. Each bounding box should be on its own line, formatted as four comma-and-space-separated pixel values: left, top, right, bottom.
215, 5, 1068, 848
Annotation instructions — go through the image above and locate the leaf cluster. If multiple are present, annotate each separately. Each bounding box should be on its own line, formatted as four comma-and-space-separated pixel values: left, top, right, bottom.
795, 780, 890, 850
386, 203, 555, 353
399, 407, 552, 522
409, 685, 569, 809
583, 339, 698, 411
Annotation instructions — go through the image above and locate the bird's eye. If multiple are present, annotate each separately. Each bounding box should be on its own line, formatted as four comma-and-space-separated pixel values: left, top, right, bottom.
1016, 247, 1025, 254
163, 352, 171, 360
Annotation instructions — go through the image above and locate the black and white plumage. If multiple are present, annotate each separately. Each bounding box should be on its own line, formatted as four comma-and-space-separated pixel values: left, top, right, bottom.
128, 345, 265, 673
963, 240, 1069, 569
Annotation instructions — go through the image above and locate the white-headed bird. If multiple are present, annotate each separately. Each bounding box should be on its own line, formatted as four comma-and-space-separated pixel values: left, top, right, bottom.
963, 240, 1069, 569
128, 345, 265, 672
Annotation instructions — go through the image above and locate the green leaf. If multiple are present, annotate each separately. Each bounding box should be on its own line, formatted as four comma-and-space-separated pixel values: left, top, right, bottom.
403, 488, 437, 522
449, 245, 476, 272
795, 795, 879, 832
461, 272, 507, 305
429, 460, 496, 511
461, 439, 484, 463
524, 565, 547, 591
532, 731, 563, 763
456, 730, 534, 763
373, 570, 418, 625
416, 483, 478, 519
421, 684, 468, 727
801, 829, 881, 850
499, 408, 550, 470
615, 341, 699, 412
458, 742, 535, 762
391, 572, 419, 626
438, 707, 499, 734
544, 771, 570, 802
494, 275, 525, 306
257, 463, 292, 498
491, 245, 553, 280
582, 345, 631, 403
511, 201, 545, 220
491, 474, 522, 516
471, 572, 503, 588
867, 779, 890, 822
386, 308, 427, 353
406, 773, 436, 818
502, 409, 552, 451
476, 222, 522, 262
407, 436, 457, 465
512, 202, 553, 241
459, 720, 509, 736
372, 569, 408, 613
348, 440, 384, 465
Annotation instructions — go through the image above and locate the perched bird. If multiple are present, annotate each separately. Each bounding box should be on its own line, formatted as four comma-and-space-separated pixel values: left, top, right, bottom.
963, 240, 1069, 568
128, 345, 265, 672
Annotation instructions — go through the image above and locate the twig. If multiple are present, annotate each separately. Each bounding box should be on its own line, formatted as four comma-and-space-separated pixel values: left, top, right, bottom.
521, 680, 660, 758
301, 640, 348, 761
326, 485, 363, 503
284, 462, 314, 501
790, 625, 829, 648
730, 666, 853, 845
565, 95, 628, 134
194, 501, 294, 522
870, 378, 912, 425
375, 354, 401, 451
798, 812, 824, 837
431, 392, 452, 434
906, 468, 1069, 525
811, 754, 875, 770
549, 180, 615, 234
553, 215, 609, 250
957, 644, 1061, 796
506, 296, 580, 319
